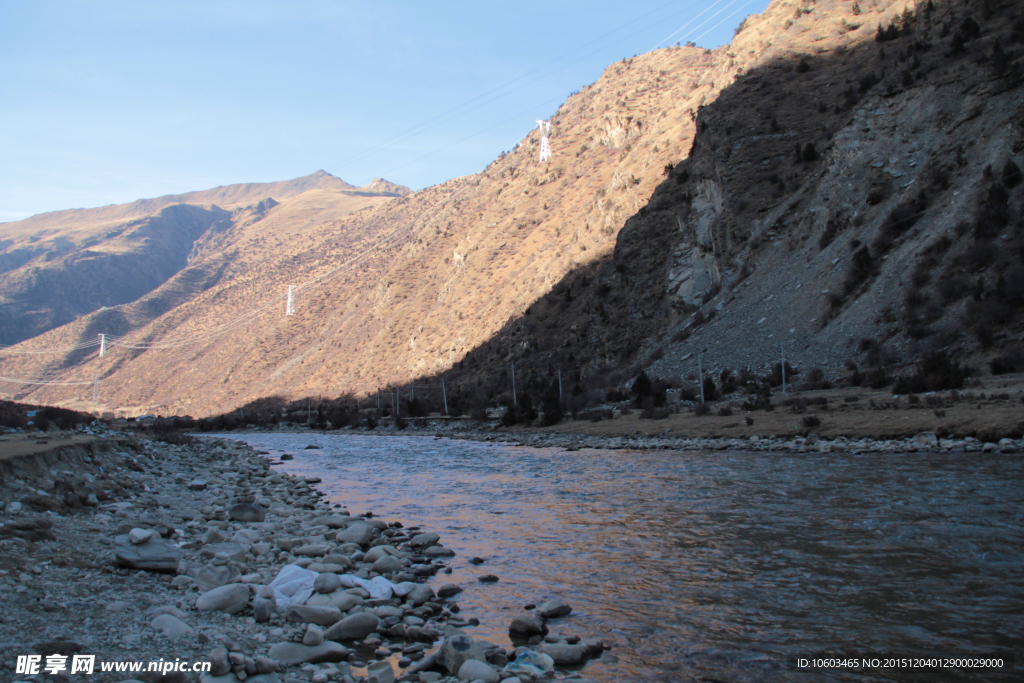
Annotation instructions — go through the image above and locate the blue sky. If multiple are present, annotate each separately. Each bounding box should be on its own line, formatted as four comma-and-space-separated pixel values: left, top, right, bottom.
0, 0, 769, 222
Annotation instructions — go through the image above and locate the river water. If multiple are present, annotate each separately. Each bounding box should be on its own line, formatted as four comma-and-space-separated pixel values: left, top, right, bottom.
220, 433, 1023, 682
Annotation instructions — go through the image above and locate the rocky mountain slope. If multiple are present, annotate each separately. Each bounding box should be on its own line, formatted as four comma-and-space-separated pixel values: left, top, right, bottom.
0, 171, 403, 346
3, 0, 1022, 417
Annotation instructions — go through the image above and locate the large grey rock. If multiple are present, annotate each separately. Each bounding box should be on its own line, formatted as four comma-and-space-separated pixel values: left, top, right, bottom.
538, 641, 586, 666
195, 563, 241, 593
196, 583, 249, 614
335, 522, 373, 546
151, 614, 194, 640
409, 532, 440, 548
509, 614, 547, 638
458, 659, 499, 683
536, 599, 572, 619
439, 634, 486, 674
423, 545, 455, 558
286, 604, 343, 626
229, 503, 266, 522
114, 534, 181, 573
371, 554, 402, 575
313, 573, 342, 594
406, 584, 435, 607
323, 612, 379, 641
437, 583, 463, 598
363, 545, 399, 563
267, 641, 349, 665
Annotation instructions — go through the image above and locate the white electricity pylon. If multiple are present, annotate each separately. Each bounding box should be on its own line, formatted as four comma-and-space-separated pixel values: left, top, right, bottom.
536, 120, 552, 162
99, 334, 106, 357
286, 286, 295, 316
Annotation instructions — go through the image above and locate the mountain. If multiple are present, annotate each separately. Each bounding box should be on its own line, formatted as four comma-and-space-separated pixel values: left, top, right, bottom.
2, 0, 1022, 417
0, 171, 406, 346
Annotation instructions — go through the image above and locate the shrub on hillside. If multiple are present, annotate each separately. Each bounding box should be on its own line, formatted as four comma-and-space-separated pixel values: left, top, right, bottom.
892, 351, 967, 394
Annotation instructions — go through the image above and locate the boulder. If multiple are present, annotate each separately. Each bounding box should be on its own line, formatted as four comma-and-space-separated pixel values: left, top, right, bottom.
286, 605, 343, 626
371, 554, 402, 575
114, 534, 181, 573
323, 612, 379, 641
423, 545, 455, 558
405, 584, 435, 607
303, 624, 324, 646
509, 614, 547, 638
335, 522, 373, 546
229, 503, 266, 522
409, 532, 440, 548
267, 641, 349, 665
536, 599, 572, 619
437, 583, 463, 598
363, 545, 399, 563
367, 660, 396, 683
196, 583, 250, 614
458, 658, 499, 683
538, 641, 586, 666
438, 634, 486, 674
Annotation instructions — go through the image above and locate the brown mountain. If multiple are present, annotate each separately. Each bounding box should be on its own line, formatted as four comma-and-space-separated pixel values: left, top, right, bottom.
3, 0, 1022, 417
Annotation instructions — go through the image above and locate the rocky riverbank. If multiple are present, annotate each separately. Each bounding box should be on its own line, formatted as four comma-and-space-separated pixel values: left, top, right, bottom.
264, 418, 1024, 456
0, 430, 603, 683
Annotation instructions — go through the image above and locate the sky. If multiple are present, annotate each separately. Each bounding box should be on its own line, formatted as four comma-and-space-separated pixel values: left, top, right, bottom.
0, 0, 770, 222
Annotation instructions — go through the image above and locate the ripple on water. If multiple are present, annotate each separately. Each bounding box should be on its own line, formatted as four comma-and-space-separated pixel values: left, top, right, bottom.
216, 433, 1024, 683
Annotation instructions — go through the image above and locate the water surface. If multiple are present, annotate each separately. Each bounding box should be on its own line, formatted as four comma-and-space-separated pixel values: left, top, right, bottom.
220, 433, 1023, 682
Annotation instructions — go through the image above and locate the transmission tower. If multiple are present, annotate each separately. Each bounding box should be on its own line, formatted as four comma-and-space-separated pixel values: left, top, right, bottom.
536, 120, 552, 162
286, 285, 295, 316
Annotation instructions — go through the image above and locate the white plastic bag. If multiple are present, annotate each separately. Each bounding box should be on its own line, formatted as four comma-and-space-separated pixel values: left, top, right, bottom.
267, 564, 317, 608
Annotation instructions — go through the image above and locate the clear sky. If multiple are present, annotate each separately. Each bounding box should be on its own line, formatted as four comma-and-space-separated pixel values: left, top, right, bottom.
1, 0, 770, 222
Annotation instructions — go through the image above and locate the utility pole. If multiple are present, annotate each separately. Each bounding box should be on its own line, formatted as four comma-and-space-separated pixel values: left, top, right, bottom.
397, 387, 401, 417
286, 286, 295, 316
781, 343, 787, 394
698, 354, 705, 404
99, 334, 106, 357
442, 378, 448, 415
536, 120, 552, 162
511, 362, 517, 406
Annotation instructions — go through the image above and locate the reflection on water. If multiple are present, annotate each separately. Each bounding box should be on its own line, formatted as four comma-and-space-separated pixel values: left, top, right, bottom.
222, 433, 1024, 682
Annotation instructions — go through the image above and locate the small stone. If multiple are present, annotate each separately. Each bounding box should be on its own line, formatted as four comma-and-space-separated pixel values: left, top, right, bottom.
128, 528, 156, 545
195, 564, 242, 593
405, 584, 435, 607
313, 573, 341, 594
303, 624, 324, 646
189, 479, 208, 491
538, 641, 586, 666
423, 545, 455, 558
409, 532, 439, 548
335, 522, 373, 546
152, 614, 194, 640
208, 647, 231, 676
478, 574, 499, 583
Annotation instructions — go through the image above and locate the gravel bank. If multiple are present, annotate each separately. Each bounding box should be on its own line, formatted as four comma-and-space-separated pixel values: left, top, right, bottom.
0, 429, 601, 683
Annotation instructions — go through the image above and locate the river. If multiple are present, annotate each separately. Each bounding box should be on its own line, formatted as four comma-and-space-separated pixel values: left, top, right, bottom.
219, 432, 1023, 682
